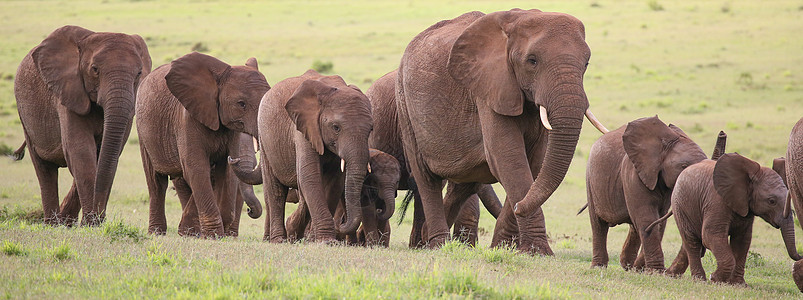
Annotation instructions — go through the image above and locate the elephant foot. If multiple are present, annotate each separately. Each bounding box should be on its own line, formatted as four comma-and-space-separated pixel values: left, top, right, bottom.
793, 260, 803, 292
590, 261, 608, 268
426, 232, 449, 249
81, 212, 103, 227
148, 225, 168, 235
178, 226, 201, 237
709, 271, 731, 284
518, 242, 553, 256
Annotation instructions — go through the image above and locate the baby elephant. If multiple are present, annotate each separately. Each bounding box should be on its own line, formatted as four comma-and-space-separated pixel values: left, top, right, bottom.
651, 153, 800, 285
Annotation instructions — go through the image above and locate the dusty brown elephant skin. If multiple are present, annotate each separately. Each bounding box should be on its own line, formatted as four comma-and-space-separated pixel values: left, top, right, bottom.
14, 25, 151, 226
286, 149, 400, 247
136, 52, 269, 238
232, 70, 372, 242
584, 116, 707, 271
366, 70, 503, 248
396, 9, 607, 254
783, 117, 803, 292
655, 153, 800, 285
170, 133, 263, 237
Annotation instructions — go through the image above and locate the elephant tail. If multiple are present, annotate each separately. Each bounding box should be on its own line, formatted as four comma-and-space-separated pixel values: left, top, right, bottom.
576, 203, 588, 216
396, 177, 417, 226
646, 209, 673, 234
11, 141, 26, 161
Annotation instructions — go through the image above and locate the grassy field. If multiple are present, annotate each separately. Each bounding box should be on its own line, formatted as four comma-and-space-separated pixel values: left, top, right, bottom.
1, 0, 802, 298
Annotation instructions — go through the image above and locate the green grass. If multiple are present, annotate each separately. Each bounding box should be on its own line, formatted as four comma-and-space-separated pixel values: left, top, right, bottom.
1, 0, 802, 298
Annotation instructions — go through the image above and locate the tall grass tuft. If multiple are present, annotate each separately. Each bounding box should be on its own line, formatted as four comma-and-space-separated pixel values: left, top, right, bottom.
2, 240, 28, 256
102, 219, 148, 243
51, 241, 72, 261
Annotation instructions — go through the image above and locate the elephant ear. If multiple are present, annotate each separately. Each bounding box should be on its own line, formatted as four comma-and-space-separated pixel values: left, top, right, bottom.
772, 157, 787, 187
31, 25, 95, 115
245, 57, 258, 70
714, 153, 760, 217
285, 79, 336, 155
622, 116, 678, 190
165, 52, 232, 131
130, 34, 152, 79
447, 10, 527, 117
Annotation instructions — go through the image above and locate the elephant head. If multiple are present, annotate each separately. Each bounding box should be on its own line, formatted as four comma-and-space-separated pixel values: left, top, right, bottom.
285, 75, 373, 233
446, 10, 608, 216
622, 116, 707, 190
31, 25, 152, 221
165, 52, 269, 138
714, 153, 800, 260
362, 149, 401, 222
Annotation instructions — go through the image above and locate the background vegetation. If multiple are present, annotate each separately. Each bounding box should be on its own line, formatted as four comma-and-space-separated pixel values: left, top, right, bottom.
1, 0, 801, 298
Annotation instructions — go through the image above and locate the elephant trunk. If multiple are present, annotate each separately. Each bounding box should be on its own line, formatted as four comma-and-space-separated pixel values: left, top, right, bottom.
376, 185, 396, 222
92, 74, 137, 225
781, 215, 801, 261
235, 134, 262, 219
229, 156, 263, 185
514, 86, 586, 217
338, 147, 369, 234
711, 131, 727, 160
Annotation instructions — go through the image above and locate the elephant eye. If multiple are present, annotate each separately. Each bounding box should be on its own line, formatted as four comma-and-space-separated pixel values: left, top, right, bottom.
680, 163, 689, 169
769, 198, 777, 206
237, 100, 246, 109
527, 58, 537, 66
91, 64, 99, 74
332, 124, 341, 133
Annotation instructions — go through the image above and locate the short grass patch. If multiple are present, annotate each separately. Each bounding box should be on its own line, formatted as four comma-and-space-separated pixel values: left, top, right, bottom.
2, 240, 27, 256
101, 219, 148, 243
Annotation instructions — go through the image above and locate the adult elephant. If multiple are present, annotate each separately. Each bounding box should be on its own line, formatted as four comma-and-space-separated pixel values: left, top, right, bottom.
232, 70, 372, 242
136, 52, 269, 238
15, 25, 151, 225
367, 69, 503, 247
582, 116, 710, 271
783, 117, 803, 291
396, 9, 607, 254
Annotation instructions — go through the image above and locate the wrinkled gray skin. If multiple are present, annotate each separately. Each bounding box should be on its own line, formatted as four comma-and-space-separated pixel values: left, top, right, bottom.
781, 117, 803, 292
136, 52, 269, 238
15, 25, 151, 226
584, 116, 707, 271
659, 154, 799, 285
232, 70, 372, 242
397, 9, 605, 254
366, 69, 503, 247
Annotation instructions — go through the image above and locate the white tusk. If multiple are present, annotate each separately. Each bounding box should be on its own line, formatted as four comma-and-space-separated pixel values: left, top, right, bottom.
340, 159, 345, 172
585, 109, 609, 134
539, 106, 552, 131
367, 162, 372, 174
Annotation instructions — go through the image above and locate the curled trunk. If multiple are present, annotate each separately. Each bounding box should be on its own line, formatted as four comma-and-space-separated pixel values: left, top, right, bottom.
376, 186, 396, 222
229, 156, 263, 185
781, 216, 801, 261
236, 134, 262, 219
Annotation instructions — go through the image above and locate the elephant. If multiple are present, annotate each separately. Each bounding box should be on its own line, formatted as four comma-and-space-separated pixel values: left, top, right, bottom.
396, 9, 607, 254
169, 133, 263, 237
285, 149, 399, 247
231, 69, 373, 242
649, 153, 800, 285
582, 116, 709, 271
14, 25, 152, 226
366, 69, 503, 248
135, 52, 269, 238
781, 117, 803, 291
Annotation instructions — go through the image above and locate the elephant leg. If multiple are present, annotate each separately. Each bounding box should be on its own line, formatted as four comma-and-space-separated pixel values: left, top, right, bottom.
228, 186, 245, 237
180, 158, 222, 239
667, 245, 689, 277
409, 179, 426, 248
452, 193, 480, 247
142, 147, 169, 235
29, 150, 60, 225
59, 110, 100, 226
361, 204, 380, 246
727, 225, 752, 286
588, 207, 610, 267
707, 233, 736, 283
57, 182, 80, 227
685, 240, 707, 281
620, 225, 641, 270
263, 161, 288, 242
286, 194, 310, 242
212, 161, 237, 237
174, 178, 201, 237
411, 173, 447, 248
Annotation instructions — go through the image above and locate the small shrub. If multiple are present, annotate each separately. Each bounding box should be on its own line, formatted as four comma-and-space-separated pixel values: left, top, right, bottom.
51, 241, 72, 261
102, 219, 148, 243
647, 0, 664, 11
311, 60, 334, 73
191, 42, 209, 53
2, 241, 28, 256
746, 251, 765, 268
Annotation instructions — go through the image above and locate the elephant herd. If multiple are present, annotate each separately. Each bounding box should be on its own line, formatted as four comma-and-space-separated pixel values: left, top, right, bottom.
11, 8, 803, 290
